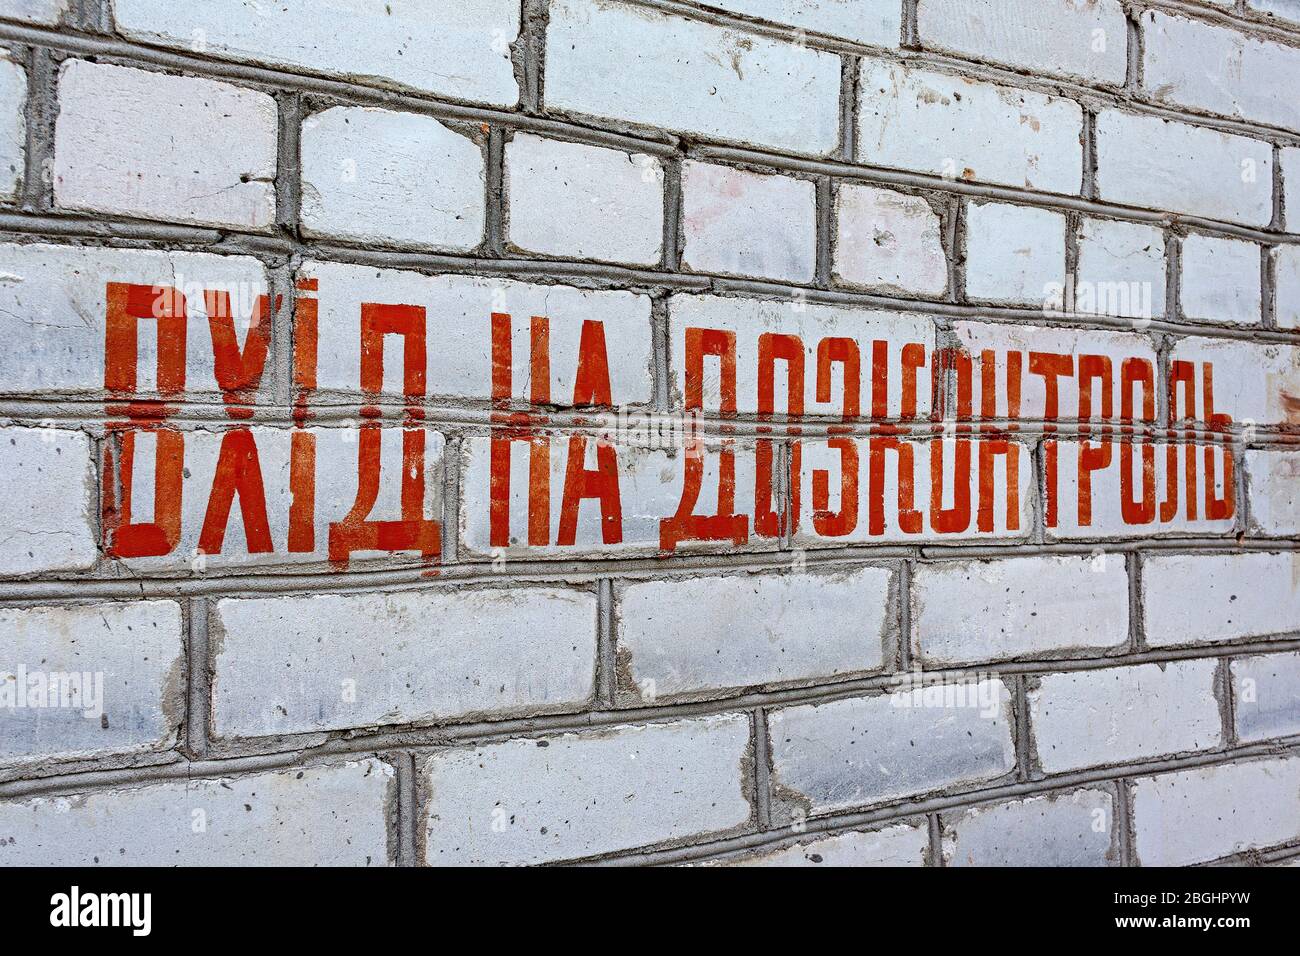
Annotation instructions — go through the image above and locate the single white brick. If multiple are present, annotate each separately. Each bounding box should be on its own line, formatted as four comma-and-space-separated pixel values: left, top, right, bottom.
965, 202, 1066, 305
1232, 651, 1300, 742
0, 428, 95, 576
681, 162, 816, 282
858, 59, 1083, 194
918, 0, 1127, 86
0, 601, 183, 765
1143, 11, 1300, 131
1246, 450, 1300, 537
0, 759, 393, 865
1075, 219, 1166, 320
546, 0, 841, 155
1285, 147, 1300, 228
1144, 551, 1300, 647
941, 788, 1118, 867
0, 243, 269, 396
422, 715, 752, 865
0, 52, 25, 201
0, 0, 68, 23
724, 822, 929, 866
1029, 659, 1222, 773
912, 556, 1129, 665
114, 0, 518, 105
1094, 111, 1273, 227
506, 134, 664, 265
703, 0, 901, 48
1249, 0, 1300, 25
1179, 234, 1261, 325
1132, 757, 1300, 865
306, 260, 654, 407
300, 106, 484, 251
53, 61, 277, 230
834, 184, 947, 296
1168, 338, 1299, 426
616, 567, 890, 703
768, 682, 1016, 817
212, 587, 597, 738
1275, 245, 1300, 330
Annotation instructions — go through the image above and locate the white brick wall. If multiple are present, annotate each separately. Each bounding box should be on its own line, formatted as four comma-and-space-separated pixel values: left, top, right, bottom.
1144, 551, 1300, 647
1029, 660, 1222, 772
0, 601, 183, 765
918, 0, 1128, 86
615, 567, 891, 702
681, 162, 816, 282
211, 587, 597, 738
706, 0, 901, 48
941, 788, 1117, 866
767, 682, 1016, 817
1094, 111, 1274, 227
911, 556, 1128, 665
834, 184, 947, 296
422, 715, 752, 864
506, 134, 664, 264
114, 0, 519, 105
1179, 234, 1261, 325
0, 759, 394, 865
1132, 757, 1300, 865
964, 202, 1066, 305
545, 0, 841, 154
54, 62, 277, 230
300, 106, 485, 251
858, 59, 1082, 193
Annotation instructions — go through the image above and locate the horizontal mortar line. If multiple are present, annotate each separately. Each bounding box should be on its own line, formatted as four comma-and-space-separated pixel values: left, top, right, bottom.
0, 538, 1297, 601
0, 21, 1296, 227
5, 651, 1299, 800
1, 214, 1298, 348
1196, 838, 1300, 866
616, 0, 1300, 144
592, 736, 1300, 867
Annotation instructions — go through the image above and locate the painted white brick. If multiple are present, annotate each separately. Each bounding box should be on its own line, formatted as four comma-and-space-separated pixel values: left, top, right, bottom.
965, 203, 1067, 305
1249, 0, 1300, 25
0, 0, 68, 23
0, 759, 393, 865
506, 134, 664, 265
1169, 338, 1299, 426
858, 59, 1083, 194
1075, 219, 1166, 320
114, 0, 518, 106
300, 106, 484, 251
0, 243, 269, 396
1275, 244, 1300, 330
212, 587, 597, 739
767, 682, 1016, 817
703, 0, 901, 48
1132, 757, 1300, 865
422, 715, 752, 865
668, 293, 937, 418
306, 260, 654, 407
911, 556, 1129, 665
0, 601, 183, 765
724, 822, 929, 866
545, 0, 841, 155
1029, 659, 1222, 773
834, 184, 947, 296
1285, 146, 1300, 227
1179, 234, 1261, 325
615, 567, 891, 702
1143, 11, 1300, 131
941, 788, 1118, 866
682, 162, 816, 282
53, 61, 277, 230
950, 322, 1161, 422
918, 0, 1128, 86
0, 52, 25, 201
1247, 450, 1300, 536
1232, 651, 1300, 742
1144, 551, 1300, 647
0, 427, 95, 576
1094, 110, 1273, 227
